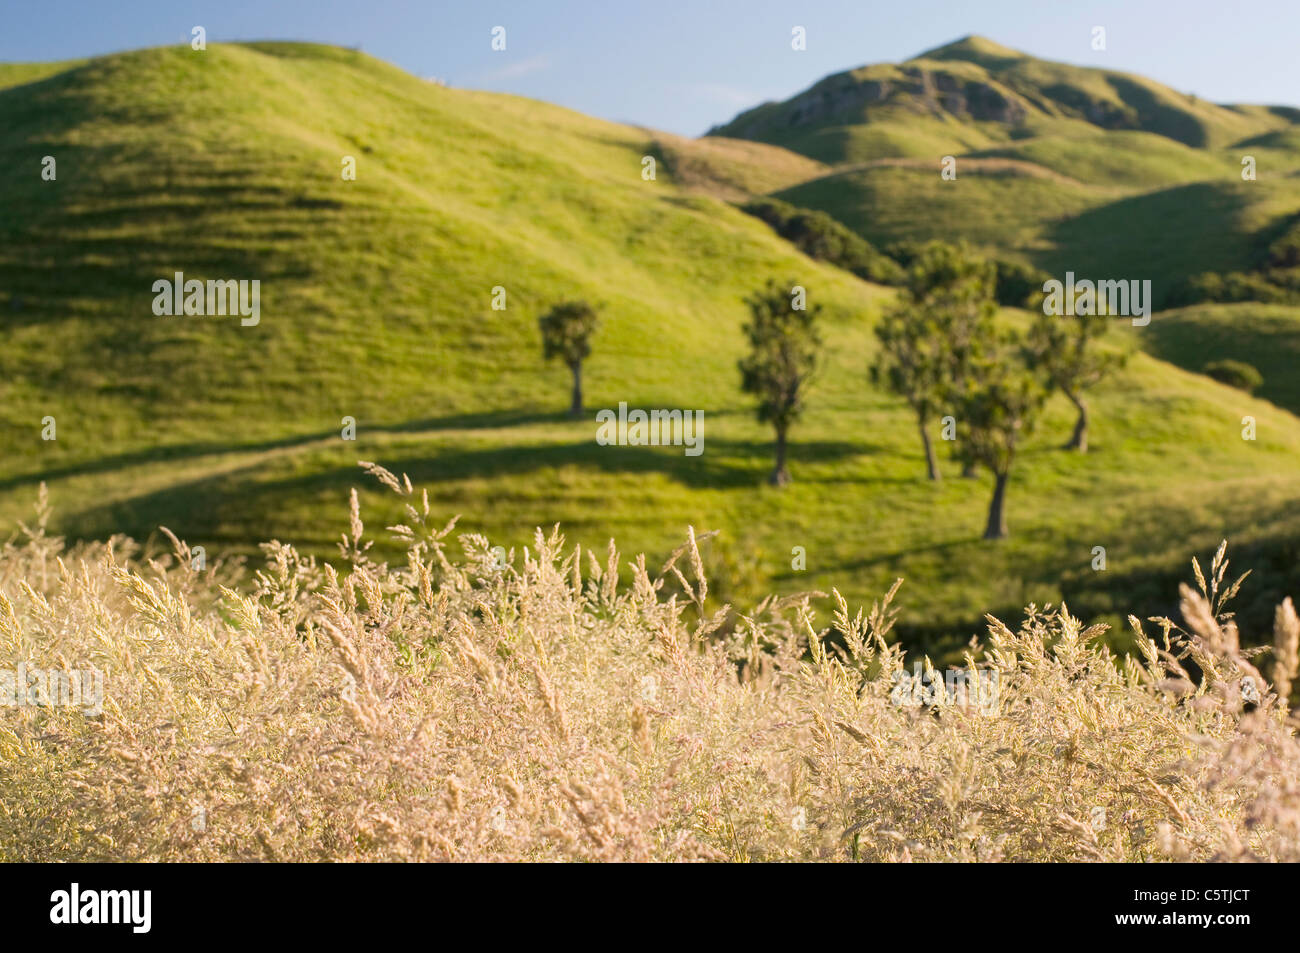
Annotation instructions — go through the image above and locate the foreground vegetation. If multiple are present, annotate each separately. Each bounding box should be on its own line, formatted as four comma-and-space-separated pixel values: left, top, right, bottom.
2, 475, 1298, 862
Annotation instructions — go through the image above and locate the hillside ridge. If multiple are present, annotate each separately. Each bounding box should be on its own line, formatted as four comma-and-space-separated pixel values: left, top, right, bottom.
708, 34, 1299, 160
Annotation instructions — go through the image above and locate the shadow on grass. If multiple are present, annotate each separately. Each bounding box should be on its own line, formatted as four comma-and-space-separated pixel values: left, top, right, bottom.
1038, 182, 1254, 304
0, 410, 565, 492
886, 502, 1300, 662
15, 397, 896, 494
50, 430, 876, 546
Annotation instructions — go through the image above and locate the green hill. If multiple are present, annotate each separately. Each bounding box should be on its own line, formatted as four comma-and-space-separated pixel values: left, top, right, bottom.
710, 35, 1296, 162
964, 130, 1236, 188
776, 167, 1300, 300
3, 41, 1300, 654
710, 37, 1300, 305
774, 160, 1104, 259
1147, 302, 1300, 414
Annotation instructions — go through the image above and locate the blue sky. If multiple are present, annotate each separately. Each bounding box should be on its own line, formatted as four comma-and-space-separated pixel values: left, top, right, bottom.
3, 0, 1298, 136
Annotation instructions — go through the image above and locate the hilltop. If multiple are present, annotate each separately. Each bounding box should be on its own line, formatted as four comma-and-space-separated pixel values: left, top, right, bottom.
710, 35, 1300, 161
707, 36, 1300, 303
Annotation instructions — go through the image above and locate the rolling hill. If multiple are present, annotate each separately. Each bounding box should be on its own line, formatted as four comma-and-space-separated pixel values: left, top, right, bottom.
713, 36, 1300, 302
2, 41, 1300, 655
710, 35, 1300, 161
1147, 302, 1300, 415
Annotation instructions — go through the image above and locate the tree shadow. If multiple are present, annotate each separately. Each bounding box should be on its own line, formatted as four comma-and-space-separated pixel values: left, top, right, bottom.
57, 433, 870, 547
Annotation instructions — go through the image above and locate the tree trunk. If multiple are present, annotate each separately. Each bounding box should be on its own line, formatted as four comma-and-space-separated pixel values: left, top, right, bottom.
961, 460, 977, 478
770, 427, 791, 486
1065, 392, 1088, 452
919, 418, 940, 481
568, 361, 583, 418
983, 471, 1010, 540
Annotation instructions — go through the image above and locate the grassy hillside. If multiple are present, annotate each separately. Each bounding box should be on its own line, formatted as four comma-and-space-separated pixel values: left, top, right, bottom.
714, 36, 1300, 303
2, 42, 1300, 656
0, 42, 877, 483
711, 35, 1295, 162
775, 161, 1104, 258
1147, 302, 1300, 414
645, 131, 828, 201
965, 130, 1236, 188
0, 59, 83, 90
776, 166, 1300, 301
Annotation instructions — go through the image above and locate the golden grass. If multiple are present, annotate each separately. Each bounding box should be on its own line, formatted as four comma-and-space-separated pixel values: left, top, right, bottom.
1, 471, 1298, 862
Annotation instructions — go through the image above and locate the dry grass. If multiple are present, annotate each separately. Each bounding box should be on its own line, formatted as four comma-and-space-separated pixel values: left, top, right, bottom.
1, 469, 1299, 862
648, 132, 830, 201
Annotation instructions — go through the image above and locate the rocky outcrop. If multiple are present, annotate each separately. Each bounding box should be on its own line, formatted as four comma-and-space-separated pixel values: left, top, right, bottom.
776, 65, 1029, 130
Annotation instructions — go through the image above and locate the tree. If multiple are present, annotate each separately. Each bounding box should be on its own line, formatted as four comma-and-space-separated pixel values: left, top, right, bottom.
873, 241, 997, 480
992, 258, 1051, 309
738, 280, 822, 486
740, 198, 905, 285
956, 338, 1047, 540
872, 302, 947, 480
1029, 305, 1125, 452
538, 300, 601, 418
